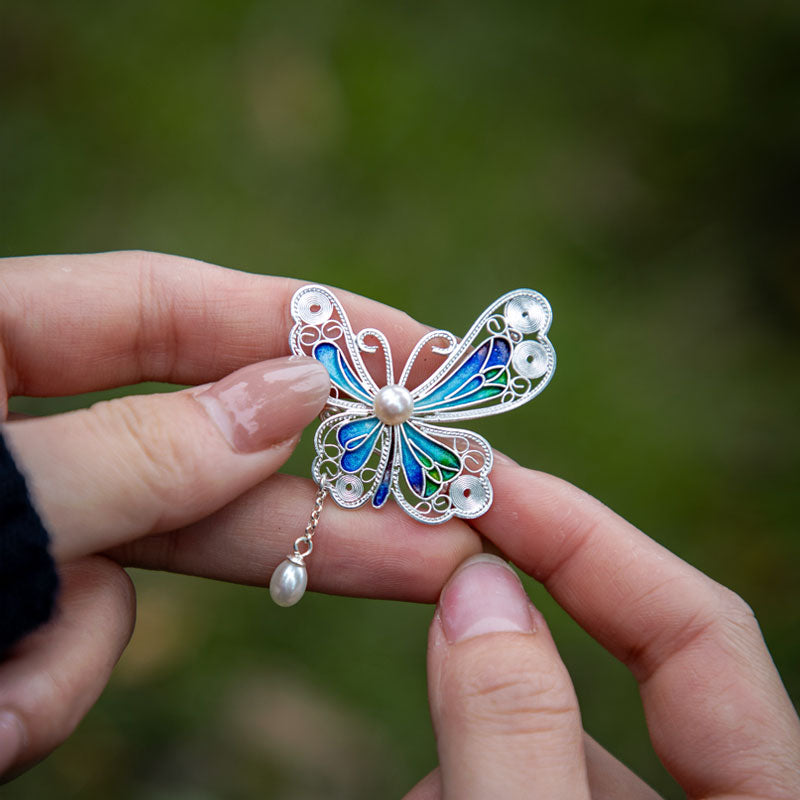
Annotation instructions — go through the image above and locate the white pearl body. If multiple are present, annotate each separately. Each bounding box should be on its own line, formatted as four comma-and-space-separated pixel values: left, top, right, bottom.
373, 385, 414, 425
269, 558, 308, 607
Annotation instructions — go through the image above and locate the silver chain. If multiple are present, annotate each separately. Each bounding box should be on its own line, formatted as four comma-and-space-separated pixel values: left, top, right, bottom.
292, 477, 329, 560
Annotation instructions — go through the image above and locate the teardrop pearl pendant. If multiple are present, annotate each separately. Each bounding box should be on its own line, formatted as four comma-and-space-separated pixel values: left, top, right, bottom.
268, 479, 328, 607
269, 555, 308, 607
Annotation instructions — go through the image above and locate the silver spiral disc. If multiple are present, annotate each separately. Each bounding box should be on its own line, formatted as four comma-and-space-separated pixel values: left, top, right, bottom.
505, 295, 546, 334
512, 341, 549, 378
297, 290, 333, 324
449, 475, 488, 515
335, 475, 363, 503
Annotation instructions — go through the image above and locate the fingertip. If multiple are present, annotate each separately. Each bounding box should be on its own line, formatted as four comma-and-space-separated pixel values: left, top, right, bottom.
194, 355, 330, 453
438, 554, 535, 644
0, 711, 25, 781
404, 768, 442, 800
60, 557, 137, 642
426, 553, 589, 799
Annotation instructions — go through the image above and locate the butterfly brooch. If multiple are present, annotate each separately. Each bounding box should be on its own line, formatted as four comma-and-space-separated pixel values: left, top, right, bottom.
269, 285, 555, 606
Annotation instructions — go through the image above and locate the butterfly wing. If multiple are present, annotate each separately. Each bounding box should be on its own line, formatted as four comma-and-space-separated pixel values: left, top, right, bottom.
407, 289, 555, 423
391, 420, 493, 524
313, 410, 393, 508
290, 285, 378, 410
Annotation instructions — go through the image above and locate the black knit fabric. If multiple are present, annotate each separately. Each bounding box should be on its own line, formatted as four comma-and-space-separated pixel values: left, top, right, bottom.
0, 431, 58, 656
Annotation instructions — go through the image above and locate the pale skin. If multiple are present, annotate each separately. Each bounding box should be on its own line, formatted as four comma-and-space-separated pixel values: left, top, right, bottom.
0, 252, 798, 797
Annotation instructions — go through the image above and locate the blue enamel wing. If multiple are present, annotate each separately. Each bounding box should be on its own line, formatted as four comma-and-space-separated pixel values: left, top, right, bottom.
289, 286, 555, 524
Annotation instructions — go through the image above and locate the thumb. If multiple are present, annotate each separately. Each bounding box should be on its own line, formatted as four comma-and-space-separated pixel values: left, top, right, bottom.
427, 553, 590, 800
3, 356, 329, 561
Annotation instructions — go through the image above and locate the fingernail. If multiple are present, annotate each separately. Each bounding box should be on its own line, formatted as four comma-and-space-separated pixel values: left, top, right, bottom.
195, 356, 330, 453
0, 710, 24, 775
439, 554, 535, 643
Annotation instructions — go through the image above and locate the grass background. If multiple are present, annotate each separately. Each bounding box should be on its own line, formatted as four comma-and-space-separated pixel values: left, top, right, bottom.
2, 1, 799, 797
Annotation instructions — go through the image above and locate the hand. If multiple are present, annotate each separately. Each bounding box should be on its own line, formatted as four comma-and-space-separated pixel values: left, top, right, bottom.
0, 251, 481, 780
5, 253, 796, 795
404, 464, 800, 799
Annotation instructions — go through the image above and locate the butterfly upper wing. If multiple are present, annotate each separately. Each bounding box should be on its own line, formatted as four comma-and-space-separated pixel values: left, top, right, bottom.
313, 342, 373, 405
408, 289, 555, 423
413, 336, 512, 414
289, 285, 378, 410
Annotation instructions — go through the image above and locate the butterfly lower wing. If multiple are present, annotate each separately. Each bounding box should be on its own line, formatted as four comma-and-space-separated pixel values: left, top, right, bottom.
313, 411, 392, 509
372, 430, 395, 508
409, 289, 555, 423
290, 285, 379, 410
391, 421, 493, 524
398, 423, 461, 498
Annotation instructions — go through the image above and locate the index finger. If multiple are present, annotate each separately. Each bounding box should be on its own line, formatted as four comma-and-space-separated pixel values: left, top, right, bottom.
474, 461, 800, 798
0, 251, 431, 404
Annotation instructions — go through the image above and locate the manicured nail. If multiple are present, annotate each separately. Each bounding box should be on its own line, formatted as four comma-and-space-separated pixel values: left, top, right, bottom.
195, 356, 330, 453
439, 554, 535, 643
0, 710, 24, 776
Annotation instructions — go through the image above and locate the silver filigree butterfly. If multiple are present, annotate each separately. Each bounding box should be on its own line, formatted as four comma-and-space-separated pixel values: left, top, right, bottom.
269, 285, 555, 606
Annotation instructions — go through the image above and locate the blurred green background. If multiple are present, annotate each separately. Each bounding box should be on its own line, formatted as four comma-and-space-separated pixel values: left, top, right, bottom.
2, 1, 799, 797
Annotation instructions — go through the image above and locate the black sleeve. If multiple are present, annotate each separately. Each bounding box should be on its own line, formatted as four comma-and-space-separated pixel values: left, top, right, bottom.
0, 431, 59, 656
